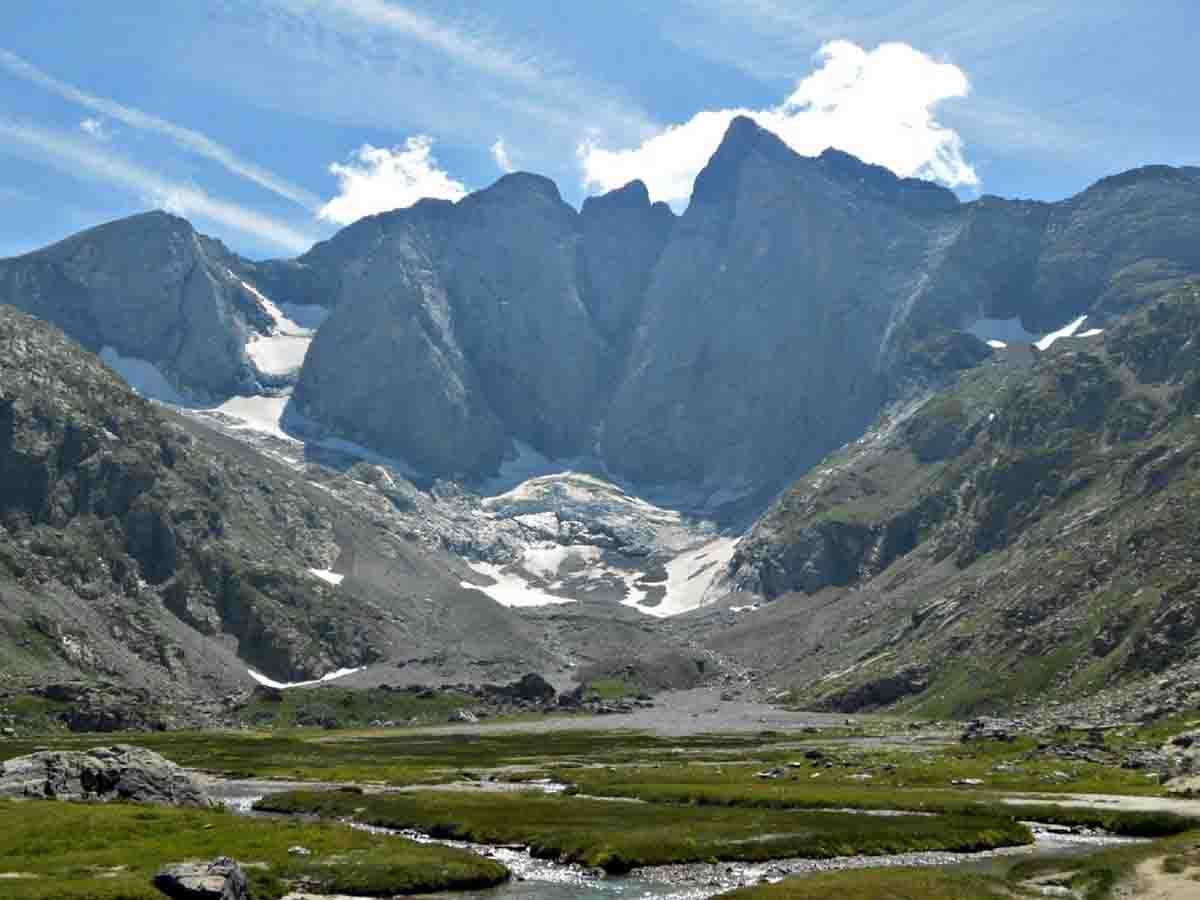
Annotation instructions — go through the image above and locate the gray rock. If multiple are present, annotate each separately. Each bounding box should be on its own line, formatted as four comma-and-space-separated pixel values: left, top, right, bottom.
154, 856, 247, 900
0, 212, 277, 400
0, 744, 210, 806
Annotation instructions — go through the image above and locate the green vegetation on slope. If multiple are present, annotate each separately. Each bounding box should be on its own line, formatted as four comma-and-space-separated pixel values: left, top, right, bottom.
725, 282, 1200, 717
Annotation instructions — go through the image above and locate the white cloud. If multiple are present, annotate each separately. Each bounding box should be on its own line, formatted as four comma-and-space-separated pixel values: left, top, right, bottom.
580, 40, 977, 205
0, 48, 322, 212
491, 138, 514, 173
79, 117, 110, 141
319, 136, 467, 225
0, 119, 314, 253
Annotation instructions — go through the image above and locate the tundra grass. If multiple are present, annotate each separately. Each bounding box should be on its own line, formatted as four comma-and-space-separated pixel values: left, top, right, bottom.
234, 685, 475, 729
0, 728, 800, 785
715, 867, 1009, 899
256, 789, 1032, 874
558, 763, 1195, 838
0, 798, 507, 900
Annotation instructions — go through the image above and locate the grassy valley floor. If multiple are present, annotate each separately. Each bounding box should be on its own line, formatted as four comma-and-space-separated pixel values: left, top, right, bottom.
4, 711, 1200, 897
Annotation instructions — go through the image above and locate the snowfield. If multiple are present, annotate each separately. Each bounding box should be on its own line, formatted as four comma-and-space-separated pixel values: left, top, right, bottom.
307, 568, 345, 586
247, 665, 363, 690
234, 272, 324, 376
967, 314, 1104, 351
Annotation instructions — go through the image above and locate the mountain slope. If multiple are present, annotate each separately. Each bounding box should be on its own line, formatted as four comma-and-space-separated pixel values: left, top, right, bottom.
0, 304, 552, 715
0, 212, 295, 401
710, 282, 1200, 717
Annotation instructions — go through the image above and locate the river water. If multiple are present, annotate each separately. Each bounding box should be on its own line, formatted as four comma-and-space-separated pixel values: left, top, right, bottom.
209, 780, 1145, 900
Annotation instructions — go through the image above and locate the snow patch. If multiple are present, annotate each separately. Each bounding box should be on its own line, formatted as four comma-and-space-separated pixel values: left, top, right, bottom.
462, 561, 575, 608
644, 537, 739, 617
99, 347, 192, 405
479, 441, 584, 495
247, 665, 363, 689
986, 339, 1007, 349
213, 394, 298, 442
1035, 315, 1089, 350
308, 568, 345, 586
246, 333, 312, 375
230, 271, 322, 375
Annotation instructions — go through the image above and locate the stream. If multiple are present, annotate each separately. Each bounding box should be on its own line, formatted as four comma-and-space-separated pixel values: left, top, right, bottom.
206, 778, 1147, 900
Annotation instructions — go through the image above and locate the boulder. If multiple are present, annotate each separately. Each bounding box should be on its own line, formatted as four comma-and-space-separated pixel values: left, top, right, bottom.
154, 857, 248, 900
0, 745, 210, 806
961, 718, 1019, 743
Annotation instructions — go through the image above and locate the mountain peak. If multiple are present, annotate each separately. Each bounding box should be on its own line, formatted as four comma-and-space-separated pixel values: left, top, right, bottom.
581, 179, 654, 216
478, 171, 565, 205
691, 116, 797, 205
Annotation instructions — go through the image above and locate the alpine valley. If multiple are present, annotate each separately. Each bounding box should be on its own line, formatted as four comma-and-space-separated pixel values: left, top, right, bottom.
3, 115, 1200, 729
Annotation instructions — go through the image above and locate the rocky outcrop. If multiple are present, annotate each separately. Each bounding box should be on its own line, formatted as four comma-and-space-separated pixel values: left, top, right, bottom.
715, 283, 1200, 716
10, 123, 1200, 508
287, 119, 1200, 501
292, 176, 613, 476
0, 744, 210, 805
155, 857, 247, 900
0, 212, 282, 400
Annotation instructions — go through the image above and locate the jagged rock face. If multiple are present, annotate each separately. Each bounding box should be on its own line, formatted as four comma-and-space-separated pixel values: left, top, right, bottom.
0, 211, 273, 400
293, 174, 629, 475
9, 121, 1200, 507
603, 119, 955, 491
577, 179, 674, 349
1035, 165, 1200, 322
291, 199, 507, 475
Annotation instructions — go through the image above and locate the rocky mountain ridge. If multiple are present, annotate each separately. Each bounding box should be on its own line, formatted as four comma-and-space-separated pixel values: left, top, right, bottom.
8, 119, 1199, 509
704, 281, 1200, 718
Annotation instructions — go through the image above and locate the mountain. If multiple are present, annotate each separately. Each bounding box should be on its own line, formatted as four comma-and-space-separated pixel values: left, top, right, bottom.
5, 118, 1200, 724
7, 121, 1200, 510
0, 212, 288, 401
283, 118, 1200, 506
707, 281, 1200, 718
0, 304, 566, 723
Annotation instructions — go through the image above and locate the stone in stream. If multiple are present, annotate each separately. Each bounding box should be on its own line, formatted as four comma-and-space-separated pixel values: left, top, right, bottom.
154, 857, 248, 900
0, 745, 210, 806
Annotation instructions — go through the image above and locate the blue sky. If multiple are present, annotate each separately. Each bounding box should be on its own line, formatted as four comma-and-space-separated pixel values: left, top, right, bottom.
0, 1, 1197, 259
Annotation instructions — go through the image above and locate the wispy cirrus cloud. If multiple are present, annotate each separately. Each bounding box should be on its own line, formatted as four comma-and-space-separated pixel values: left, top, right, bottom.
0, 119, 314, 253
0, 48, 323, 212
318, 136, 467, 224
581, 40, 977, 205
322, 0, 544, 86
243, 1, 652, 162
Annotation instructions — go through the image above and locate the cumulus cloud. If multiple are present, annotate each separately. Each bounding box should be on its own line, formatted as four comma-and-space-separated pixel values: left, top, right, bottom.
319, 136, 468, 225
0, 119, 314, 253
580, 40, 977, 204
79, 117, 110, 140
0, 48, 322, 212
491, 138, 514, 173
